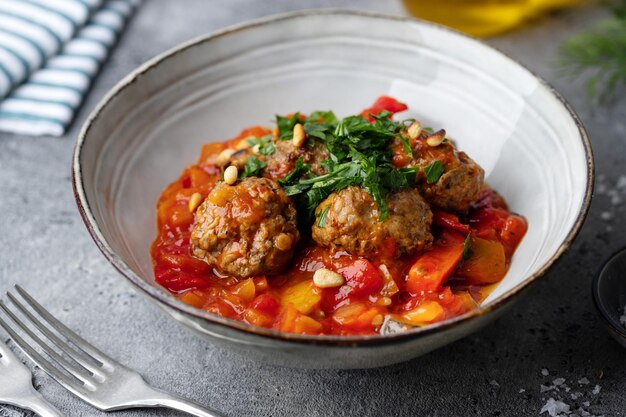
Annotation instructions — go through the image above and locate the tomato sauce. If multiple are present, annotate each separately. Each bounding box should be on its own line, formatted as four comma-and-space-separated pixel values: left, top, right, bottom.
151, 98, 527, 336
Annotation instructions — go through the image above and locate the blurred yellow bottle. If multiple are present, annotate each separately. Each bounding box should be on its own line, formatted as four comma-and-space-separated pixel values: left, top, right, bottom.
403, 0, 585, 37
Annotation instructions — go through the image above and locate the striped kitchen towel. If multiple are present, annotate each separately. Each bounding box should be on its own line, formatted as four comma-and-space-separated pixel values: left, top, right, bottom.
0, 0, 140, 136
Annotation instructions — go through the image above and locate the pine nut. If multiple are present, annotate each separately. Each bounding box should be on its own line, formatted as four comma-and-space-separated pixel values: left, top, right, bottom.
216, 149, 235, 167
224, 165, 238, 185
313, 268, 345, 288
292, 123, 306, 148
275, 233, 293, 251
251, 144, 261, 154
407, 121, 422, 139
426, 129, 446, 147
188, 192, 203, 213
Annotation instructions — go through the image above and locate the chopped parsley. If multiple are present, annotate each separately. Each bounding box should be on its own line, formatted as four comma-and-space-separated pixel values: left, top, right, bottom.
277, 157, 309, 186
276, 113, 301, 141
316, 205, 330, 227
278, 111, 418, 222
424, 160, 445, 184
241, 109, 445, 225
247, 135, 275, 155
462, 233, 474, 261
241, 155, 267, 178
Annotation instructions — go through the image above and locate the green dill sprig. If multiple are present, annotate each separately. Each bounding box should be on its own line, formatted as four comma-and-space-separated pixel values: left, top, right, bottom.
558, 0, 626, 103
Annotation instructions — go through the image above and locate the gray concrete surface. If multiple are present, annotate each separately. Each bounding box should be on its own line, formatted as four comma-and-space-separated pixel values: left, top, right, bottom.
1, 1, 625, 416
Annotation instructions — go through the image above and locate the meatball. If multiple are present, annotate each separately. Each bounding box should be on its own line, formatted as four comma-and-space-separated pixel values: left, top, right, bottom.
392, 132, 484, 213
264, 138, 329, 180
419, 149, 484, 213
190, 177, 299, 278
214, 137, 330, 181
311, 186, 433, 258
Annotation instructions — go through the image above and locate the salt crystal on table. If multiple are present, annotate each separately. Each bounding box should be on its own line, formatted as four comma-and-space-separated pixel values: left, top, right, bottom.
519, 388, 526, 393
578, 377, 590, 385
571, 392, 583, 400
600, 211, 613, 221
542, 368, 550, 376
541, 398, 571, 416
592, 385, 601, 395
609, 192, 622, 205
541, 384, 556, 392
553, 378, 566, 386
582, 401, 590, 407
489, 380, 500, 387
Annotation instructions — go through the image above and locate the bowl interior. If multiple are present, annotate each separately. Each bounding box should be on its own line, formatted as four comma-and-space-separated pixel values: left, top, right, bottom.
76, 11, 590, 334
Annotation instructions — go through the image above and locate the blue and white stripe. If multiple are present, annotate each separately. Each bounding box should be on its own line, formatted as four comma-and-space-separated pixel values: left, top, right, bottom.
0, 0, 139, 136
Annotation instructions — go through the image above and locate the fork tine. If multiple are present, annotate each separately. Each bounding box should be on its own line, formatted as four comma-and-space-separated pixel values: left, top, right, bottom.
0, 301, 96, 389
7, 291, 106, 379
0, 311, 86, 396
15, 285, 113, 365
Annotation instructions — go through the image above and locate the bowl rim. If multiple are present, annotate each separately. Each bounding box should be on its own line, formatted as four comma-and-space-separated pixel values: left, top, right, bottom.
72, 8, 595, 347
593, 247, 626, 338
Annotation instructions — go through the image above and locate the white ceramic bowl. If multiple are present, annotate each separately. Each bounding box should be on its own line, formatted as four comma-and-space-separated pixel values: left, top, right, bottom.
73, 10, 593, 369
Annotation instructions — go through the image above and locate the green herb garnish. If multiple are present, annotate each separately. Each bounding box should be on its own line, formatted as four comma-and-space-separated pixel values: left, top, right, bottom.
276, 113, 301, 141
303, 110, 338, 141
462, 233, 474, 261
424, 160, 445, 184
278, 157, 310, 186
241, 155, 267, 178
247, 135, 275, 155
316, 205, 330, 227
278, 111, 415, 222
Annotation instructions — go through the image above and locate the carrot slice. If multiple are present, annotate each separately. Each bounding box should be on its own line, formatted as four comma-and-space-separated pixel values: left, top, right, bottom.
406, 231, 465, 294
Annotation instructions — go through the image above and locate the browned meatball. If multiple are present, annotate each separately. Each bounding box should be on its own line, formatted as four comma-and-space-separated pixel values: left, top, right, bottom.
419, 149, 484, 213
311, 186, 433, 258
190, 177, 299, 277
392, 131, 484, 213
264, 138, 329, 180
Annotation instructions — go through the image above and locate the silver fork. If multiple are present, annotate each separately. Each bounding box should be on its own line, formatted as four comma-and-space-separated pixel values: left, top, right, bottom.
0, 285, 225, 417
0, 339, 65, 417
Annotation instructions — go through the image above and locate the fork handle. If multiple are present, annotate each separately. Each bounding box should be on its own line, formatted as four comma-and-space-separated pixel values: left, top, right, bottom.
138, 388, 226, 417
13, 389, 66, 417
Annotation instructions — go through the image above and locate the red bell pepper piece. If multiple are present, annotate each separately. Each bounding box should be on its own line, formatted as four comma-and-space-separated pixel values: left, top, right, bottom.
433, 210, 469, 234
361, 96, 408, 121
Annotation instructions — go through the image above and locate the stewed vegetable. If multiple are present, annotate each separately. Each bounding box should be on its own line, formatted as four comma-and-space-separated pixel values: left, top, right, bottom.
151, 96, 527, 336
